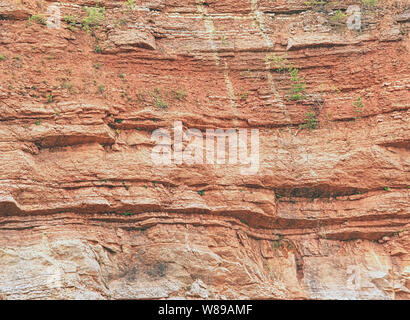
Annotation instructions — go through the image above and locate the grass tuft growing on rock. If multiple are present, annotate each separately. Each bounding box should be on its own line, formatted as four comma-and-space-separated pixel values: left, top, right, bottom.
361, 0, 378, 7
300, 111, 318, 130
64, 14, 77, 31
121, 212, 135, 216
172, 89, 187, 101
46, 94, 53, 103
152, 88, 168, 109
267, 54, 307, 101
353, 96, 364, 116
331, 9, 347, 23
28, 15, 46, 25
81, 6, 105, 33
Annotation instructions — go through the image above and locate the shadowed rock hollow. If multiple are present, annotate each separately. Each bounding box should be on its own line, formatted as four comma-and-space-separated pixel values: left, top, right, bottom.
0, 0, 409, 299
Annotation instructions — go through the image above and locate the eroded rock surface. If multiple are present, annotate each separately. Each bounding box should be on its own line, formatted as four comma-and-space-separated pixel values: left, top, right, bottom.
0, 0, 409, 299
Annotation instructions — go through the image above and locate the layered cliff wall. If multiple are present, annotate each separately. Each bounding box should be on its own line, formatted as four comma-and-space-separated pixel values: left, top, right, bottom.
0, 0, 409, 299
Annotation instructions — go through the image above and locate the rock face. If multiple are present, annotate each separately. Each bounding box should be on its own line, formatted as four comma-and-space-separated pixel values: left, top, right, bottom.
0, 0, 409, 300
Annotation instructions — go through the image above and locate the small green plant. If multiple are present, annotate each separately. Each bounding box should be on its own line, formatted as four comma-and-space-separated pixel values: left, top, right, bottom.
94, 45, 102, 53
64, 15, 76, 25
93, 63, 102, 69
331, 9, 347, 23
272, 235, 284, 250
154, 98, 167, 108
125, 0, 136, 10
64, 15, 77, 31
361, 0, 378, 7
290, 93, 305, 101
46, 94, 53, 103
268, 54, 289, 72
121, 91, 131, 101
197, 190, 205, 196
119, 19, 128, 26
98, 84, 104, 94
34, 119, 42, 125
152, 88, 168, 109
300, 111, 318, 130
136, 91, 145, 103
267, 54, 306, 101
384, 187, 390, 191
173, 90, 187, 101
118, 73, 125, 79
121, 212, 135, 216
62, 81, 73, 90
221, 35, 230, 46
28, 15, 46, 25
0, 54, 6, 61
240, 92, 248, 100
304, 0, 328, 12
354, 96, 364, 114
304, 0, 327, 6
81, 6, 105, 33
289, 68, 306, 100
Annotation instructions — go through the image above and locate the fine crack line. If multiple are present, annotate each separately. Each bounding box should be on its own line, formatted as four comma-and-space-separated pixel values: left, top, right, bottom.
197, 3, 239, 125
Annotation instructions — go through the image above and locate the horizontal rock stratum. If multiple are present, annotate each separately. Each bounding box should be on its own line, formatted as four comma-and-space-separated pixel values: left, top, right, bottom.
0, 0, 409, 300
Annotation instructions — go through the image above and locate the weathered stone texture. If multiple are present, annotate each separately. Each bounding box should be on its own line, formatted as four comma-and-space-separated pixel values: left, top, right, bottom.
0, 0, 409, 299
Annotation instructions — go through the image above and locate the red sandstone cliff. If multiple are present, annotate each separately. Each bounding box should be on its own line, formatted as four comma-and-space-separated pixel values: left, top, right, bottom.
0, 0, 409, 299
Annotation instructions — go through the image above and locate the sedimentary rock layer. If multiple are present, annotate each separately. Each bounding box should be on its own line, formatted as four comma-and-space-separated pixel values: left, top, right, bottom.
0, 0, 409, 299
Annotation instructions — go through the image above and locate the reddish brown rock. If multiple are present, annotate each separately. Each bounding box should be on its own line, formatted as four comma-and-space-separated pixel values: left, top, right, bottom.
0, 0, 409, 299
